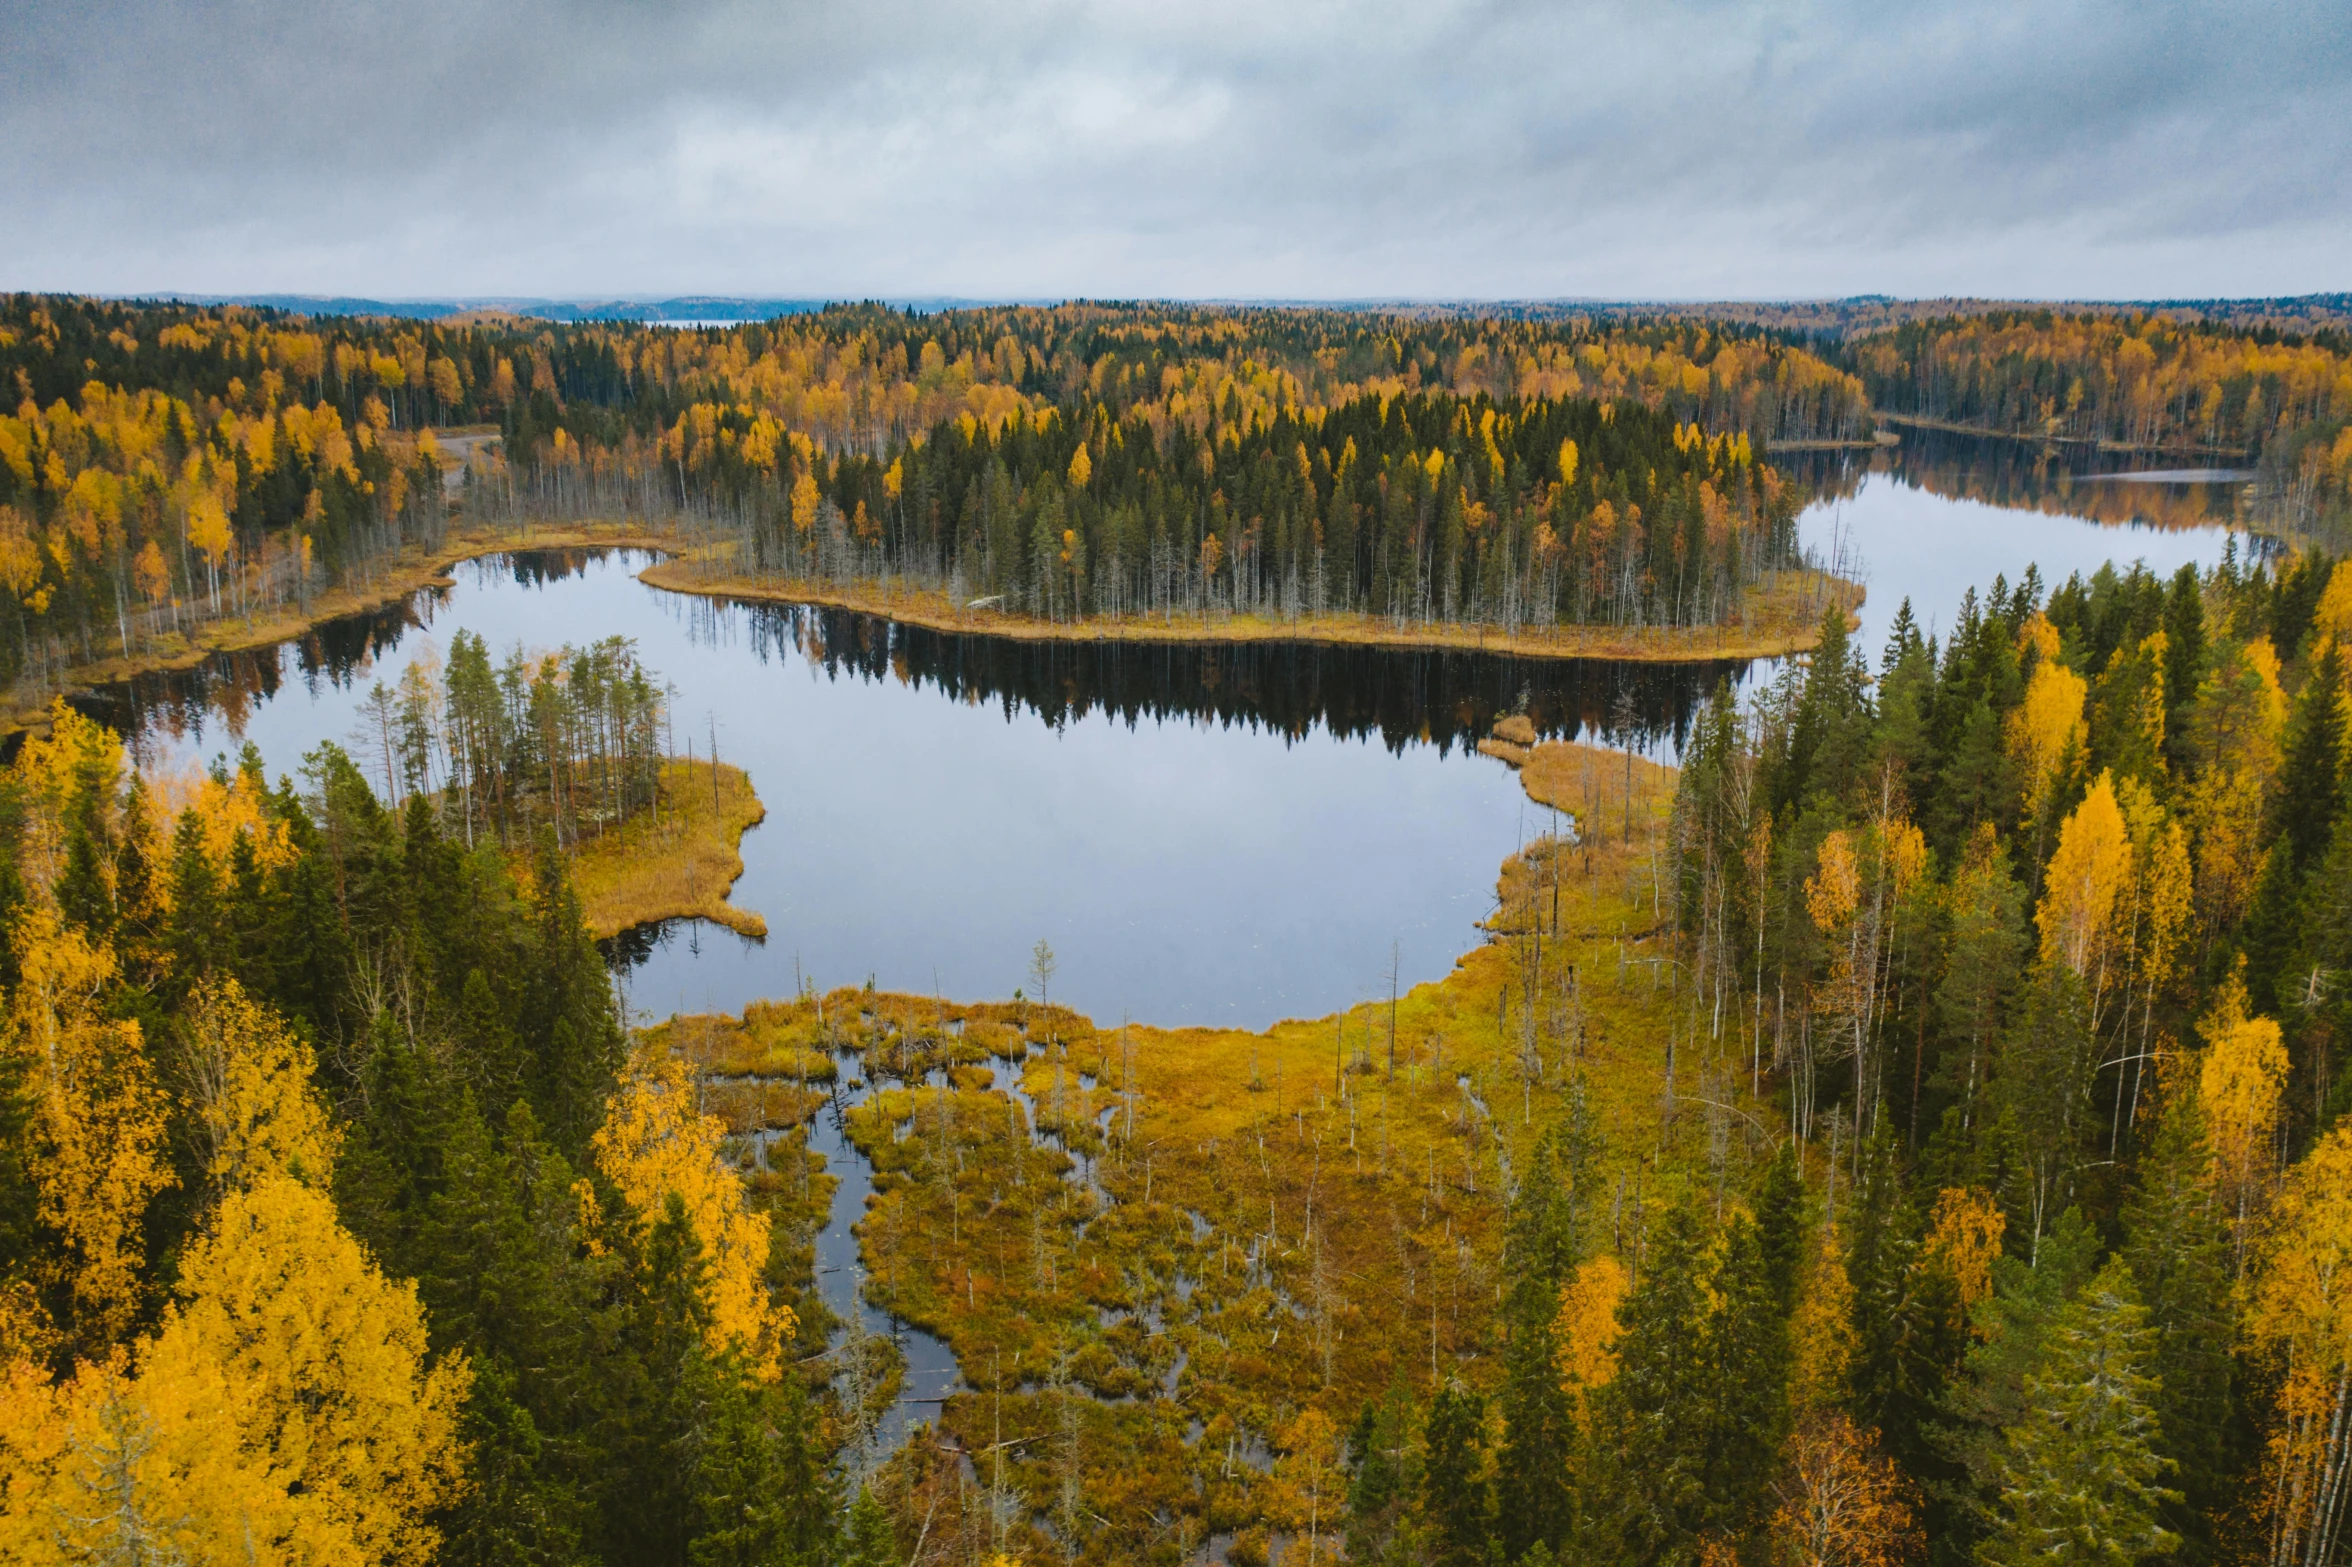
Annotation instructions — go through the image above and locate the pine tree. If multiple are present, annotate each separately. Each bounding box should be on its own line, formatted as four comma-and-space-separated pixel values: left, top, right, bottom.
1979, 1259, 2181, 1566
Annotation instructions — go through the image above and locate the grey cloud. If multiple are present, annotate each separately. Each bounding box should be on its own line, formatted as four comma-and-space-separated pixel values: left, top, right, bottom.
1, 0, 2345, 298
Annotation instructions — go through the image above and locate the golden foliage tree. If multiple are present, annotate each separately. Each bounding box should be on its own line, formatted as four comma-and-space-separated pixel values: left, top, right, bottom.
2197, 969, 2287, 1268
1769, 1411, 1921, 1567
592, 1048, 794, 1378
179, 976, 341, 1198
2249, 1125, 2352, 1567
1555, 1252, 1627, 1428
5, 910, 171, 1350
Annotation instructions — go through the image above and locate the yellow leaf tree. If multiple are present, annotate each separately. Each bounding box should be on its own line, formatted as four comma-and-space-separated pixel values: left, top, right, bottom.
2182, 638, 2287, 930
1554, 1252, 1628, 1428
2036, 771, 2134, 1030
5, 909, 172, 1352
179, 977, 341, 1198
2197, 968, 2286, 1268
2250, 1125, 2352, 1567
1770, 1411, 1922, 1567
593, 1048, 794, 1378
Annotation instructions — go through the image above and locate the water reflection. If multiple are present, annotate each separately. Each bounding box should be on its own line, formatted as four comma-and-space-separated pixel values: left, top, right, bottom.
74, 550, 1707, 1028
718, 598, 1738, 757
1783, 426, 2256, 534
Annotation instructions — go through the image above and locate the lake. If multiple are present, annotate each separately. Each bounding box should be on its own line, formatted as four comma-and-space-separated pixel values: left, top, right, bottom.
84, 431, 2252, 1032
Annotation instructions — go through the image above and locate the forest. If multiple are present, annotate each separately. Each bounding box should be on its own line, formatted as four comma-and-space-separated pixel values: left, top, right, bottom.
1842, 312, 2352, 538
3, 543, 2350, 1565
7, 286, 2352, 1567
0, 295, 1867, 703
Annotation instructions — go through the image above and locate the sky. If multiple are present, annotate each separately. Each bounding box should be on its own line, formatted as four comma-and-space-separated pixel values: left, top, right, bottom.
3, 0, 2347, 302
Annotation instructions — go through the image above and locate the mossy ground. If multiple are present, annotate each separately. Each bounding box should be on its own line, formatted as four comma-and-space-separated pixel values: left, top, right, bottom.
647, 739, 1789, 1563
558, 758, 765, 939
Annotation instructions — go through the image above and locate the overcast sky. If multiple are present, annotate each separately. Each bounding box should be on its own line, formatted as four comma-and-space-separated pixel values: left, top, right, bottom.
4, 0, 2346, 302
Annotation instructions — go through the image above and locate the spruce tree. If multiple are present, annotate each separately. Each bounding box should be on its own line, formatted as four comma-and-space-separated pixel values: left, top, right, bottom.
2271, 639, 2346, 873
1701, 1212, 1793, 1540
1584, 1203, 1713, 1561
690, 1366, 837, 1567
1497, 1110, 1595, 1558
1347, 1383, 1423, 1565
1979, 1259, 2181, 1567
1942, 1207, 2101, 1558
1421, 1382, 1491, 1567
838, 1485, 896, 1567
2118, 1090, 2244, 1562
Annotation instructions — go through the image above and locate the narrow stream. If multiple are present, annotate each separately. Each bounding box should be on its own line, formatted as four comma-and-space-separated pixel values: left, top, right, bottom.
796, 1048, 967, 1462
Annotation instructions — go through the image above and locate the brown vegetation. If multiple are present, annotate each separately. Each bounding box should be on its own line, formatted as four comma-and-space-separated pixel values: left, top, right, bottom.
557, 757, 766, 939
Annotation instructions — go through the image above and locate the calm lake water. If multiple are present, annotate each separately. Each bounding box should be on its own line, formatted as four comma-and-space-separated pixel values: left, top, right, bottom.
84, 433, 2252, 1030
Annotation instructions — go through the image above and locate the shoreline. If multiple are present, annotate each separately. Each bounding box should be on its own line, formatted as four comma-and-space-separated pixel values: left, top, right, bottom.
560, 757, 767, 941
636, 555, 1862, 665
6, 511, 1860, 741
0, 518, 684, 739
1873, 410, 2257, 459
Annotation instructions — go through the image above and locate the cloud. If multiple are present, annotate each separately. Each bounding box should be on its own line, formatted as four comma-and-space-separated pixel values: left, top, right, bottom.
2, 0, 2345, 299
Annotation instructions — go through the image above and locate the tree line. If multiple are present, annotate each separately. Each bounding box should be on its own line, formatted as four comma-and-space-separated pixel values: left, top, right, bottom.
643, 391, 1802, 632
1845, 310, 2352, 539
357, 631, 674, 852
0, 295, 1875, 696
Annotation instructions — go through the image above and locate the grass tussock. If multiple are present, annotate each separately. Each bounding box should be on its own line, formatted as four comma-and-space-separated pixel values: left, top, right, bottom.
653, 738, 1795, 1558
560, 757, 766, 939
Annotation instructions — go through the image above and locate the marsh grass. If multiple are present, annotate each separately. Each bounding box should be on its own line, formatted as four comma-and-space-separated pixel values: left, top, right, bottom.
646, 740, 1790, 1561
559, 757, 765, 939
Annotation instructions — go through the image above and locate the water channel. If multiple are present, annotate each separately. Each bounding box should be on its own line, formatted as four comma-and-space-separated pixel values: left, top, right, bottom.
70, 432, 2259, 1456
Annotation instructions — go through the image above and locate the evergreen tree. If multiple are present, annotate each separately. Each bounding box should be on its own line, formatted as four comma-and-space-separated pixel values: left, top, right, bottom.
1701, 1211, 1793, 1541
691, 1368, 837, 1567
1777, 603, 1873, 815
1497, 1107, 1597, 1558
1584, 1204, 1714, 1561
1422, 1381, 1492, 1567
1347, 1383, 1424, 1565
2271, 640, 2346, 873
838, 1485, 896, 1567
2118, 1089, 2244, 1563
1941, 1207, 2102, 1560
1979, 1259, 2181, 1567
160, 808, 220, 997
52, 745, 115, 939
